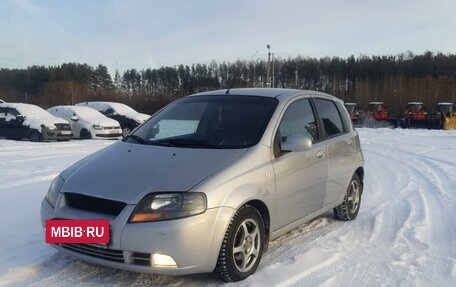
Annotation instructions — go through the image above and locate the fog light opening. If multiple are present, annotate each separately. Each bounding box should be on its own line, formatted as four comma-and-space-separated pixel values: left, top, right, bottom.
151, 253, 177, 268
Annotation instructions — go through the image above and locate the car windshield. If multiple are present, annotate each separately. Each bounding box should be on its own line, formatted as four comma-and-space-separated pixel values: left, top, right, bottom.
407, 104, 423, 112
344, 104, 356, 113
437, 104, 453, 113
16, 104, 52, 118
125, 95, 278, 149
109, 103, 138, 114
71, 106, 105, 118
369, 104, 383, 112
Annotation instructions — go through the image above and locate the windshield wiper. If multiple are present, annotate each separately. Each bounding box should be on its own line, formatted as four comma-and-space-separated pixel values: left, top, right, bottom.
149, 138, 220, 149
124, 134, 148, 145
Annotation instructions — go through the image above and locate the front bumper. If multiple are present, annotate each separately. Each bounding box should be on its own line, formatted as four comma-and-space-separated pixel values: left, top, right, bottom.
92, 128, 122, 139
40, 197, 234, 275
42, 127, 73, 141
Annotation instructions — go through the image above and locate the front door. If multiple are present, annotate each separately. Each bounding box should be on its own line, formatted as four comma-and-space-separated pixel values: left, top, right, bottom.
273, 98, 328, 229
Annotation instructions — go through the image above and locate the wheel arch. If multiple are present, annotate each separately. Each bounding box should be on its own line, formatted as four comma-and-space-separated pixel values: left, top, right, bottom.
354, 166, 364, 193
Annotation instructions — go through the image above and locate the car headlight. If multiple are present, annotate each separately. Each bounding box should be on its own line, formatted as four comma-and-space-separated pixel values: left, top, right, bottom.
129, 193, 207, 223
46, 176, 64, 207
93, 124, 102, 130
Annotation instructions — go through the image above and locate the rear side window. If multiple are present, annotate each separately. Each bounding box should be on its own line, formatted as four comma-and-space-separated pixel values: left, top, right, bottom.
336, 101, 352, 132
313, 99, 344, 138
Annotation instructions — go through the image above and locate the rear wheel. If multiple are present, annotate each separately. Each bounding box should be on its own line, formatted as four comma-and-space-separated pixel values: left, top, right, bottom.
215, 205, 265, 282
80, 129, 92, 139
334, 173, 362, 221
29, 130, 42, 142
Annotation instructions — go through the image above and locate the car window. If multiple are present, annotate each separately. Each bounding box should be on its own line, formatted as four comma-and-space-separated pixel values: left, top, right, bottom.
104, 108, 115, 115
314, 99, 345, 138
8, 108, 20, 116
278, 99, 319, 142
0, 107, 6, 116
336, 101, 352, 132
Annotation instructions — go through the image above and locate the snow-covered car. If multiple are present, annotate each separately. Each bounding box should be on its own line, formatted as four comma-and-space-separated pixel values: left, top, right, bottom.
0, 103, 72, 142
76, 101, 149, 137
47, 105, 122, 139
41, 88, 364, 282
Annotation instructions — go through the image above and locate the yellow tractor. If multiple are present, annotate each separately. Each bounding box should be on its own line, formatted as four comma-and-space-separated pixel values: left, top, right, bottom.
431, 102, 456, 130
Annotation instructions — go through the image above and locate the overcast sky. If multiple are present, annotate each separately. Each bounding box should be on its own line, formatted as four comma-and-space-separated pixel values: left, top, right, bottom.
1, 0, 455, 74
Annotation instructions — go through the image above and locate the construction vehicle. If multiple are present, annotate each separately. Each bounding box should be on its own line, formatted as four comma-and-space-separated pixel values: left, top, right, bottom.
399, 102, 428, 129
367, 102, 388, 121
359, 102, 398, 128
430, 102, 456, 130
344, 102, 360, 121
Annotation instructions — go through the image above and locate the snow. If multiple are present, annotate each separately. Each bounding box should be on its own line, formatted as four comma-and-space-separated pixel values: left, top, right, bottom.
76, 102, 150, 123
0, 103, 68, 130
0, 128, 455, 286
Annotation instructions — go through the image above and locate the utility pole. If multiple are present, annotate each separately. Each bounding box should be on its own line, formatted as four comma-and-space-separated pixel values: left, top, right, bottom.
71, 80, 74, 105
266, 44, 271, 87
272, 53, 275, 88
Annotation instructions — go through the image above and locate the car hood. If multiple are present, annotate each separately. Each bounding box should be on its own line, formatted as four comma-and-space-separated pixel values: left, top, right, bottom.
92, 118, 120, 128
60, 141, 247, 204
25, 116, 68, 130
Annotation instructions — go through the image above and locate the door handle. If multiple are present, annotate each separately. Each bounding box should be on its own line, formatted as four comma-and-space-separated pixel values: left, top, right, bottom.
347, 139, 353, 147
316, 150, 325, 159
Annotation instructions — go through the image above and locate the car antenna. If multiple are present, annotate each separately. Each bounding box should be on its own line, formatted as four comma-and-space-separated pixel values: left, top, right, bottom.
225, 75, 237, 94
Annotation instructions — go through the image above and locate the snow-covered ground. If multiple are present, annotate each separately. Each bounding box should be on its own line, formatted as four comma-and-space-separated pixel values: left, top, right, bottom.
0, 128, 455, 286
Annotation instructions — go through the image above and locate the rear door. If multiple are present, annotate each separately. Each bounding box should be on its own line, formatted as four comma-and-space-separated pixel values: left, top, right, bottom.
272, 98, 328, 228
313, 98, 356, 206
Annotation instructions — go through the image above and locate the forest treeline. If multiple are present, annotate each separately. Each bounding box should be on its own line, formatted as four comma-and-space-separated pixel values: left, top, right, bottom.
1, 51, 456, 114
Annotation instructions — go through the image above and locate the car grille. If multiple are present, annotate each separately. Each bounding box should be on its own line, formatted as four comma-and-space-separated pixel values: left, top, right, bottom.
54, 123, 72, 130
65, 193, 126, 216
61, 243, 124, 263
102, 126, 120, 130
60, 244, 152, 266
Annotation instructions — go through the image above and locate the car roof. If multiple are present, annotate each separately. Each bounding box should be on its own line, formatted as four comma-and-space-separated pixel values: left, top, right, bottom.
407, 102, 424, 105
0, 102, 39, 109
344, 102, 357, 105
191, 88, 340, 102
369, 102, 384, 104
51, 105, 96, 112
437, 102, 453, 105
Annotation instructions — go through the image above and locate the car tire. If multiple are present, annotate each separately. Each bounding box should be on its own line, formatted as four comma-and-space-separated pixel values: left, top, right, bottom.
80, 129, 91, 139
122, 125, 132, 138
215, 205, 265, 282
334, 173, 362, 221
29, 130, 43, 142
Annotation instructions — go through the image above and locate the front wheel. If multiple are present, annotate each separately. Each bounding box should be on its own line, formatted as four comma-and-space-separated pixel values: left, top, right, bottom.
215, 205, 265, 282
334, 173, 362, 221
80, 129, 92, 139
29, 130, 42, 142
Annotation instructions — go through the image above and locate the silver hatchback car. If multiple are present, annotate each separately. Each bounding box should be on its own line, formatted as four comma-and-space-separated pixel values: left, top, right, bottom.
41, 88, 364, 282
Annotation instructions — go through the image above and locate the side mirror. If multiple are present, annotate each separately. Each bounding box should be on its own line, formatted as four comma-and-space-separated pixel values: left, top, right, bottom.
70, 115, 79, 121
281, 134, 313, 152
